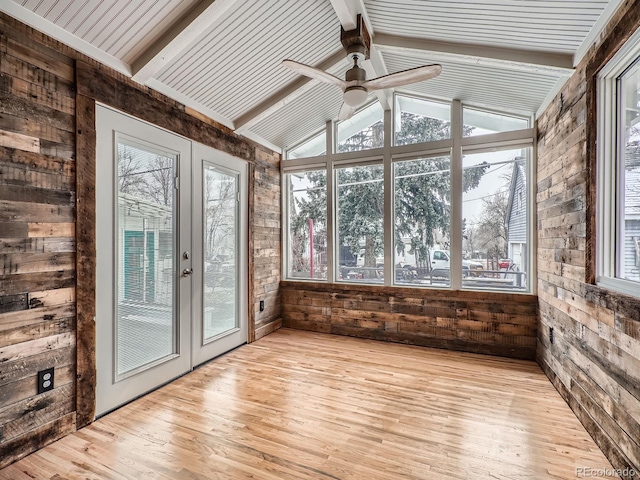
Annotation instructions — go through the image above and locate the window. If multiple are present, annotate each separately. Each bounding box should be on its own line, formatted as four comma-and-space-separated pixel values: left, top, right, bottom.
287, 130, 326, 159
337, 102, 384, 152
337, 164, 384, 283
598, 28, 640, 297
395, 95, 450, 145
463, 107, 529, 137
282, 97, 534, 293
394, 156, 451, 287
284, 170, 327, 280
462, 148, 530, 291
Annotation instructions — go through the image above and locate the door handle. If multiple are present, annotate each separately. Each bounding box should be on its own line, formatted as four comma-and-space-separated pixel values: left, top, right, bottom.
182, 268, 193, 276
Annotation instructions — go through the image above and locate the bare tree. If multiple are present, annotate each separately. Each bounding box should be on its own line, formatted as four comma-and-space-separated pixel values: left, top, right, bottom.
204, 172, 236, 260
145, 156, 174, 207
476, 191, 509, 259
118, 146, 147, 195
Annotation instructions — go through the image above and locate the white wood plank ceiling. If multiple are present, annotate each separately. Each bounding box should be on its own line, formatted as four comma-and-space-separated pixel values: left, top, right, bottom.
4, 0, 622, 152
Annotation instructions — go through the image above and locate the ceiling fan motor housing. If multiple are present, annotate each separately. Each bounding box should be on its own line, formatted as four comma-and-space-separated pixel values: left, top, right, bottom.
346, 64, 366, 82
341, 14, 370, 61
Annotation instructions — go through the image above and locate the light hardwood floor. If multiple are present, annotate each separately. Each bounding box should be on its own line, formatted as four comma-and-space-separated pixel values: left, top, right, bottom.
1, 329, 616, 479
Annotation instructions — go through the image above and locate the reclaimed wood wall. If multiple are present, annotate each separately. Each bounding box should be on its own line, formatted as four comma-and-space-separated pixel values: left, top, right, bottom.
536, 0, 640, 475
250, 149, 282, 342
281, 281, 538, 360
0, 16, 77, 466
0, 12, 281, 469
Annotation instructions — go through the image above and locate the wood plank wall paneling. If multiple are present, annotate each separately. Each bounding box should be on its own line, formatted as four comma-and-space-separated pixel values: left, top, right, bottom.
281, 281, 538, 360
0, 16, 77, 466
536, 0, 640, 476
75, 93, 96, 429
252, 148, 282, 341
0, 11, 282, 470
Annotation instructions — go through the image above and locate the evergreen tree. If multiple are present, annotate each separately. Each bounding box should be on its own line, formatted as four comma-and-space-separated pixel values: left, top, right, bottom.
290, 110, 490, 275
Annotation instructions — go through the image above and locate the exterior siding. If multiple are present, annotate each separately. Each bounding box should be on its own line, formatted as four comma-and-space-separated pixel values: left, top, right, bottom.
623, 219, 640, 282
507, 164, 527, 245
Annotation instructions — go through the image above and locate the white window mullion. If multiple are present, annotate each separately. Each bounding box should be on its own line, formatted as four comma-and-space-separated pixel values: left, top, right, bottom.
450, 99, 463, 290
615, 76, 626, 280
383, 109, 393, 286
326, 120, 335, 283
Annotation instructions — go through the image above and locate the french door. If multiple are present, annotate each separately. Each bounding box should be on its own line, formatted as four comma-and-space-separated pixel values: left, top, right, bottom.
95, 105, 247, 416
191, 144, 248, 366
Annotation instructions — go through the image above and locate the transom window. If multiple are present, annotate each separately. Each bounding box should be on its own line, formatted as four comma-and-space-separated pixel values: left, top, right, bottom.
283, 95, 533, 293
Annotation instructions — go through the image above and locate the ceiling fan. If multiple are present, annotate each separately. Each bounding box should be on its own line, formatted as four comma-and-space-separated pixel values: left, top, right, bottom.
283, 15, 442, 120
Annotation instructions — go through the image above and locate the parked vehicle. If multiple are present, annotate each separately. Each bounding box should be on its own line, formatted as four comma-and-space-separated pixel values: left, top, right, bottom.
429, 249, 483, 275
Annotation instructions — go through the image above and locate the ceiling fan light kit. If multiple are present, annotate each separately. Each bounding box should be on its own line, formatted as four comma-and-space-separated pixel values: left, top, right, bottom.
282, 14, 442, 120
343, 87, 368, 107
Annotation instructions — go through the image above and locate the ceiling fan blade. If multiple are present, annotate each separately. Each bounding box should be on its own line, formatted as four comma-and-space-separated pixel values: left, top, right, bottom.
338, 102, 357, 121
363, 64, 442, 91
282, 60, 347, 90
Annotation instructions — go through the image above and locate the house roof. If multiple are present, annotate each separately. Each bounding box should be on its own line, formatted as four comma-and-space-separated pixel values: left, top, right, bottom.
505, 159, 526, 225
2, 0, 623, 153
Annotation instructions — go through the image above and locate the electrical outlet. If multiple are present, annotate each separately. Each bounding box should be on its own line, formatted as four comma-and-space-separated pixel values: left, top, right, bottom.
37, 367, 54, 394
259, 300, 265, 312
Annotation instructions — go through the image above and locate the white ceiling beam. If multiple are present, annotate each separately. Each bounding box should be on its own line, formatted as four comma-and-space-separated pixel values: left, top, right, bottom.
234, 50, 346, 132
330, 0, 374, 33
132, 0, 241, 84
238, 130, 283, 156
375, 34, 575, 76
145, 79, 235, 130
0, 2, 131, 76
329, 0, 392, 110
329, 0, 358, 30
363, 47, 391, 110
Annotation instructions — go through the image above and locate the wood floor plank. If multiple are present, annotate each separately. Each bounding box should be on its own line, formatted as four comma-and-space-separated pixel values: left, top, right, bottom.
0, 329, 617, 479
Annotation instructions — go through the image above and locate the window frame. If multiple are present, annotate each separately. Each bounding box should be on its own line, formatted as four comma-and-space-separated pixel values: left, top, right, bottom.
285, 128, 327, 160
596, 26, 640, 299
281, 96, 536, 293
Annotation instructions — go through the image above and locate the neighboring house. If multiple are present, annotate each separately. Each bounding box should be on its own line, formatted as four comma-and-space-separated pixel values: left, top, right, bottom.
624, 169, 640, 282
505, 159, 527, 277
118, 193, 173, 306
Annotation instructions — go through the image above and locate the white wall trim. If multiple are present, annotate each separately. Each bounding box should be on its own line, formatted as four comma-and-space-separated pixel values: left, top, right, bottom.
573, 0, 627, 67
0, 2, 132, 76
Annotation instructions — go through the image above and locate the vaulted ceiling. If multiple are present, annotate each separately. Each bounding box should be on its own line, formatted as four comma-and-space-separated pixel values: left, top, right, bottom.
3, 0, 621, 152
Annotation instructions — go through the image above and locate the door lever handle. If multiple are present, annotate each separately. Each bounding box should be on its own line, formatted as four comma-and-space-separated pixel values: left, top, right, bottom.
182, 268, 193, 276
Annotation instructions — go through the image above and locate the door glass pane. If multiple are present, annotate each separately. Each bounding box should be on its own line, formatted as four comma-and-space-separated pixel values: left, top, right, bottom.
117, 140, 176, 376
203, 165, 238, 341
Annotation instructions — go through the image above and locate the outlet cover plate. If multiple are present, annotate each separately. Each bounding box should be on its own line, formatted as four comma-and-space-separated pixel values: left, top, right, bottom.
37, 367, 54, 394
